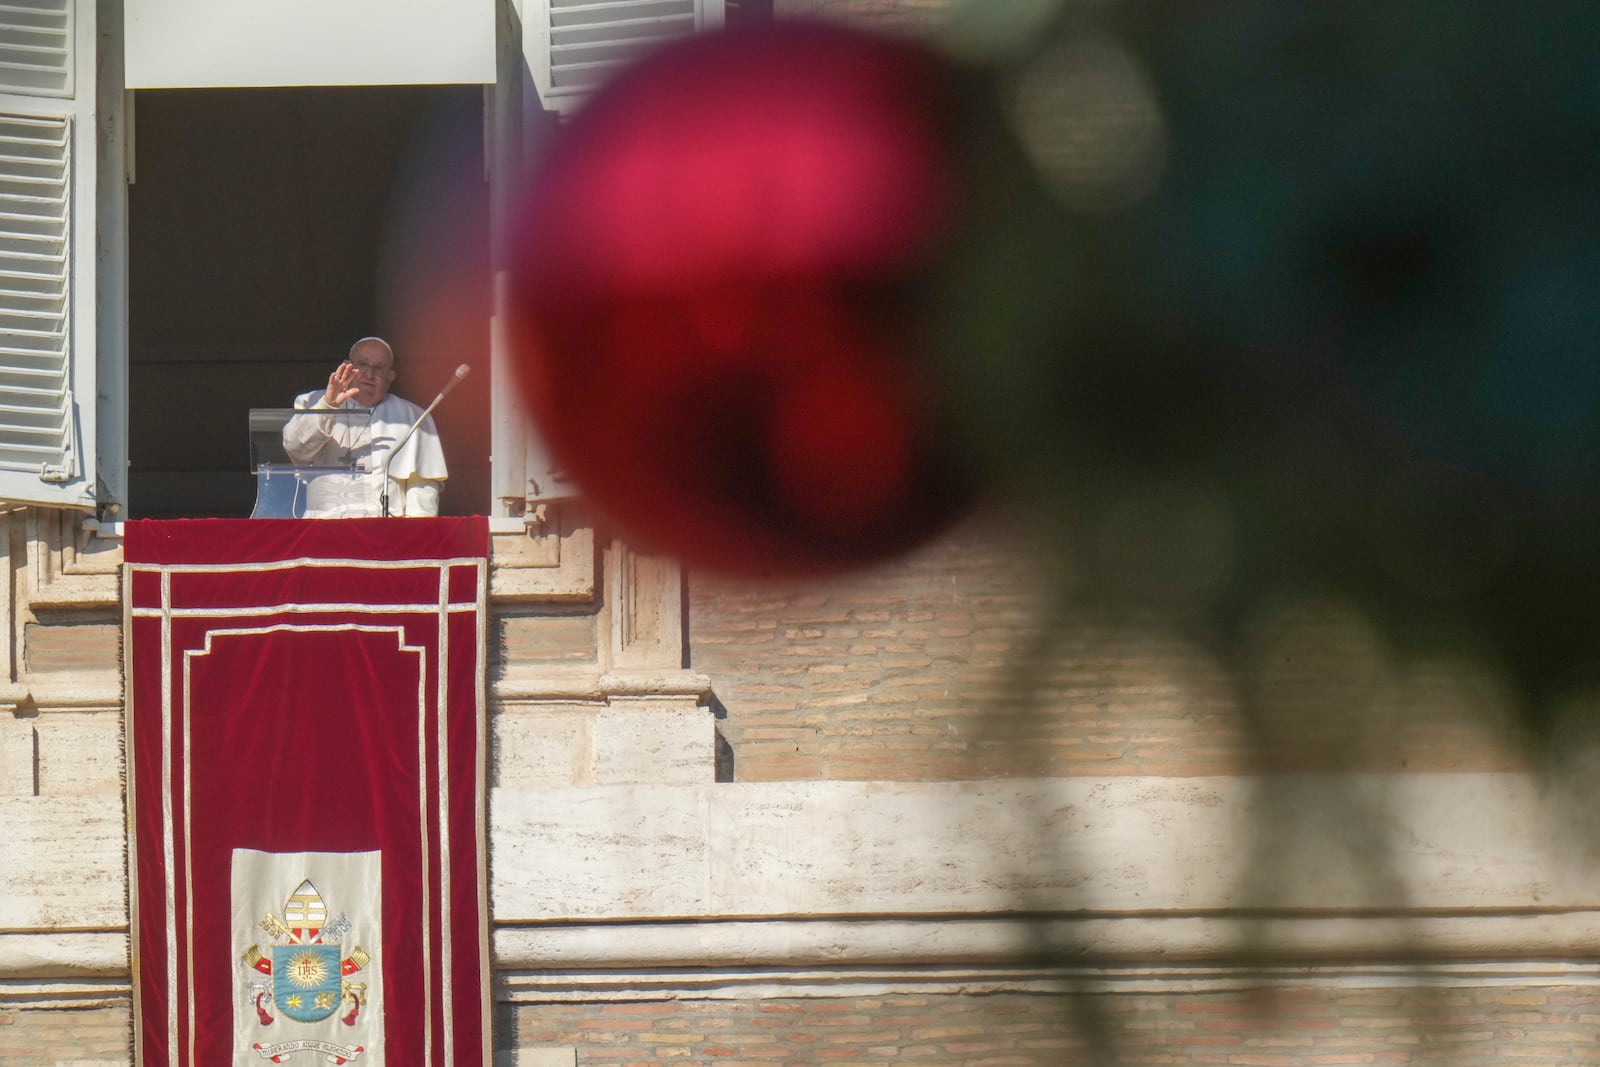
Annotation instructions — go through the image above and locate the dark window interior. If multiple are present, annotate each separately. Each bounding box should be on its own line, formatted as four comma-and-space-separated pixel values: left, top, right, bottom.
726, 0, 774, 24
128, 85, 492, 518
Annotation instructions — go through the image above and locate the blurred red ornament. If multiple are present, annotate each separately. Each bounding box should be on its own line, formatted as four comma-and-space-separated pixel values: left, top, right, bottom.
508, 20, 975, 576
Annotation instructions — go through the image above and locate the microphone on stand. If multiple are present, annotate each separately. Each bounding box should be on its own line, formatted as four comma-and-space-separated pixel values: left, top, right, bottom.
380, 363, 471, 517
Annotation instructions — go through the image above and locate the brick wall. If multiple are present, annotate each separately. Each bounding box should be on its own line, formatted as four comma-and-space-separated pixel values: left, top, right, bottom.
506, 986, 1600, 1066
10, 985, 1597, 1064
689, 510, 1530, 782
0, 1004, 131, 1066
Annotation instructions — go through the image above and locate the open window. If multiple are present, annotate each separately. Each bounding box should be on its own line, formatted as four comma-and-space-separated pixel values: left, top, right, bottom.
126, 85, 492, 518
121, 0, 734, 520
119, 0, 501, 520
0, 0, 739, 521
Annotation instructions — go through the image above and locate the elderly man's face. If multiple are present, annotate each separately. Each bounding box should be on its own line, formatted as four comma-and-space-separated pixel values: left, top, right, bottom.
347, 341, 396, 407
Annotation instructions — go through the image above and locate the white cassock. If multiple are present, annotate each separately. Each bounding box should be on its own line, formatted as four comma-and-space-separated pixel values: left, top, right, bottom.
282, 391, 449, 517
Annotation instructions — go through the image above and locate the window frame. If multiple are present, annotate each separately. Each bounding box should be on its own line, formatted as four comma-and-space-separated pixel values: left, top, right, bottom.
5, 0, 725, 521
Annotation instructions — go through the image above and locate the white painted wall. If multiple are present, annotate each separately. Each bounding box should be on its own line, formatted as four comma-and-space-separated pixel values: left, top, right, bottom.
124, 0, 497, 87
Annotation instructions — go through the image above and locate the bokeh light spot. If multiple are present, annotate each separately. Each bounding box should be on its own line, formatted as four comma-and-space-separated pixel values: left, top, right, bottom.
1005, 35, 1168, 209
509, 22, 977, 576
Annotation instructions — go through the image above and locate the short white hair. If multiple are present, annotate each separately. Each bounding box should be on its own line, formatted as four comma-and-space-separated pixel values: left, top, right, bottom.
348, 336, 394, 368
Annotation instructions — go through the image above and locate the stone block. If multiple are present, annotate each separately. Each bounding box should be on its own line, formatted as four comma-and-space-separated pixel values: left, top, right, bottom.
0, 796, 125, 930
498, 1049, 575, 1067
491, 784, 710, 919
0, 716, 34, 796
493, 705, 595, 787
35, 714, 123, 796
592, 703, 714, 785
492, 701, 714, 787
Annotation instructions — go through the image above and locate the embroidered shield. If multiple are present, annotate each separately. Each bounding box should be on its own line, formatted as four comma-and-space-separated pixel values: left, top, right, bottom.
272, 944, 344, 1023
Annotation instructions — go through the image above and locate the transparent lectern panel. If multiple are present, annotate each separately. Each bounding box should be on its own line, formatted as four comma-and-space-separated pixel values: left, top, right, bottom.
250, 408, 380, 519
250, 407, 373, 472
251, 466, 382, 519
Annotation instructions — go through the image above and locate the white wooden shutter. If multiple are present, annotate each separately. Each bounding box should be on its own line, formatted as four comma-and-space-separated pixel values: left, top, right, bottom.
0, 0, 97, 507
0, 0, 72, 95
528, 0, 725, 114
502, 0, 722, 511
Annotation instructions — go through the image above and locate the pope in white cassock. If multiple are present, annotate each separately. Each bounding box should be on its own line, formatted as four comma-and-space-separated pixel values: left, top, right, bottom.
282, 336, 449, 517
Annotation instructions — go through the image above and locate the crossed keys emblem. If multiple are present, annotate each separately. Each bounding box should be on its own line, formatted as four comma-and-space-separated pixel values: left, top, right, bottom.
240, 877, 372, 1055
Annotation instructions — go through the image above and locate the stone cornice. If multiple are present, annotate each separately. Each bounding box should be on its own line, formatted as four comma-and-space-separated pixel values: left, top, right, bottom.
30, 509, 604, 609
11, 922, 1600, 1007
491, 912, 1600, 974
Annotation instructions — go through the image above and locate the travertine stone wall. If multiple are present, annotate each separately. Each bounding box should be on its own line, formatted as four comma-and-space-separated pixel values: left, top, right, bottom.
486, 773, 1600, 984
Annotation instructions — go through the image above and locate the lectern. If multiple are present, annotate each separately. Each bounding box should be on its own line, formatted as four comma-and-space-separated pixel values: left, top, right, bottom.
248, 407, 376, 518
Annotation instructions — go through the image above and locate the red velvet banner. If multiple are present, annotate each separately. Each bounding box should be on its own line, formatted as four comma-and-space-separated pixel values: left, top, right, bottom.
126, 518, 491, 1067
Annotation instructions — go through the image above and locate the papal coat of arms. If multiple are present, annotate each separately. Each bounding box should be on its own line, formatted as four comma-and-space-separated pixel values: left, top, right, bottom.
240, 878, 373, 1063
